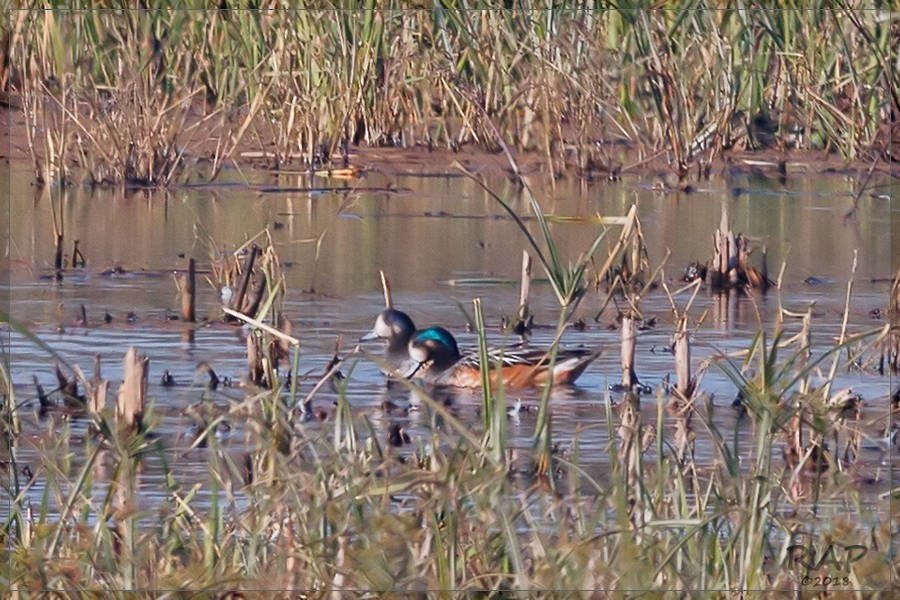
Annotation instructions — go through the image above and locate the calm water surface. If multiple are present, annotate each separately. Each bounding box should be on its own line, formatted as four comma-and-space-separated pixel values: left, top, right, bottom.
2, 161, 897, 523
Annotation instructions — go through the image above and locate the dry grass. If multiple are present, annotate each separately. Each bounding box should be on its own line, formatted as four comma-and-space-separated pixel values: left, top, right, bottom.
3, 5, 895, 187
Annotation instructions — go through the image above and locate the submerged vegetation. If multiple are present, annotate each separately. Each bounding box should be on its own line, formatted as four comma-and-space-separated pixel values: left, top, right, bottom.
2, 4, 897, 186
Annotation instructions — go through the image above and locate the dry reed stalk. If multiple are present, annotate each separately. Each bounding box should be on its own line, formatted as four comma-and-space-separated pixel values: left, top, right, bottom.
661, 276, 702, 403
180, 257, 196, 322
890, 265, 900, 373
88, 354, 107, 420
246, 332, 267, 388
71, 239, 85, 268
710, 208, 737, 289
116, 347, 147, 431
242, 270, 267, 318
620, 312, 637, 390
226, 245, 260, 321
518, 250, 533, 325
380, 270, 393, 309
222, 307, 300, 348
822, 250, 858, 402
674, 315, 694, 399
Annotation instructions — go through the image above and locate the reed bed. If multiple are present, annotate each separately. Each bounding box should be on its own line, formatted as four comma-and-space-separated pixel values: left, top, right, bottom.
2, 4, 897, 595
2, 191, 897, 595
3, 4, 895, 186
1, 321, 895, 595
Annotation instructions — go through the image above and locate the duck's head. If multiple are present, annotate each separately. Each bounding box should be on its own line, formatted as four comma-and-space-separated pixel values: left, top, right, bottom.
360, 309, 417, 347
407, 326, 461, 376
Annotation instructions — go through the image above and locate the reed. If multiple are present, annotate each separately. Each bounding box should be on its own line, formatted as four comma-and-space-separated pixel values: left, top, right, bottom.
2, 4, 896, 594
2, 315, 894, 593
6, 4, 892, 187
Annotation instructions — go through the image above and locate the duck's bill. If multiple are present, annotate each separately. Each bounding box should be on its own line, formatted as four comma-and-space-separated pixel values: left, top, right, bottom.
359, 330, 381, 342
400, 360, 424, 380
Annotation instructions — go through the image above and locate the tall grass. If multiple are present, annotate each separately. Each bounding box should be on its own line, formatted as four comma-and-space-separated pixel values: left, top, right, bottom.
3, 318, 893, 594
4, 4, 893, 186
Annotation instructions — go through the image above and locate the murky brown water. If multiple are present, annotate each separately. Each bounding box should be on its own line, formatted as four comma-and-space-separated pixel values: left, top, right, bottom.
2, 161, 897, 521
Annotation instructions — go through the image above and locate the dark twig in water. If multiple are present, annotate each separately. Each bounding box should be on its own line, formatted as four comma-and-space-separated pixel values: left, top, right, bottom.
226, 244, 260, 322
71, 239, 86, 268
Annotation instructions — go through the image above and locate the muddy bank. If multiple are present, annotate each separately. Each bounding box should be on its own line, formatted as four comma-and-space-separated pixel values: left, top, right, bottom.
1, 104, 895, 184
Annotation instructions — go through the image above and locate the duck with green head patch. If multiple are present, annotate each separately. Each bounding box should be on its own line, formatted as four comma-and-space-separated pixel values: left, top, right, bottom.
363, 308, 601, 389
408, 326, 601, 389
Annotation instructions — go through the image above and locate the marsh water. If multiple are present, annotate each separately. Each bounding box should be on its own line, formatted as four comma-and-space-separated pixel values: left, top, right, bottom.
2, 160, 897, 524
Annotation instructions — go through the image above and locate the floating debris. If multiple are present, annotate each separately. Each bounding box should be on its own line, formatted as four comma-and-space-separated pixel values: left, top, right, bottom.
388, 423, 411, 447
160, 370, 176, 387
682, 261, 708, 283
101, 265, 129, 278
804, 276, 835, 285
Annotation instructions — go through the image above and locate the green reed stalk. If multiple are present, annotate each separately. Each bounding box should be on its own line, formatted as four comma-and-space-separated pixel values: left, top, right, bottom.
472, 298, 507, 466
204, 438, 220, 574
530, 307, 566, 479
473, 298, 493, 420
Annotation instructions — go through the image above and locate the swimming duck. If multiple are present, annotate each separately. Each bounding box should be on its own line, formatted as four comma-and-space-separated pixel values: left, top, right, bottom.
407, 326, 601, 388
360, 308, 425, 376
362, 308, 601, 389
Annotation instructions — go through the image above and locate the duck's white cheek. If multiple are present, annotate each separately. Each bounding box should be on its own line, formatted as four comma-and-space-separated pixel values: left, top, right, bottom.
409, 344, 428, 363
375, 316, 392, 338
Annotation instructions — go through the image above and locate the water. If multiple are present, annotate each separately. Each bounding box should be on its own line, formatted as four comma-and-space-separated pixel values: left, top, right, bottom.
2, 161, 897, 521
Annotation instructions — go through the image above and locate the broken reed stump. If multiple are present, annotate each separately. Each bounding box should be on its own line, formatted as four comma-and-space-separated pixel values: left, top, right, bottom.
673, 316, 695, 399
710, 206, 771, 292
54, 233, 64, 281
242, 270, 268, 319
247, 315, 297, 388
620, 312, 637, 390
710, 209, 738, 289
223, 307, 300, 389
180, 258, 196, 322
117, 347, 148, 431
225, 245, 260, 322
246, 330, 272, 388
515, 250, 533, 334
88, 354, 108, 421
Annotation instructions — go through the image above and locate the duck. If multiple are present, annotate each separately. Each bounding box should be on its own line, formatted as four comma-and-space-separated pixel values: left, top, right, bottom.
360, 308, 427, 376
362, 308, 601, 389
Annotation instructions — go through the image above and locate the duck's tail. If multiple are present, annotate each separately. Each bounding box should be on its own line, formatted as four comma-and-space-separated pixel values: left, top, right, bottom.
548, 348, 603, 385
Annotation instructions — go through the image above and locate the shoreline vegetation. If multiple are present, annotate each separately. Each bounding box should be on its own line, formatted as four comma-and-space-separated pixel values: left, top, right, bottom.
1, 5, 897, 187
2, 4, 898, 596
